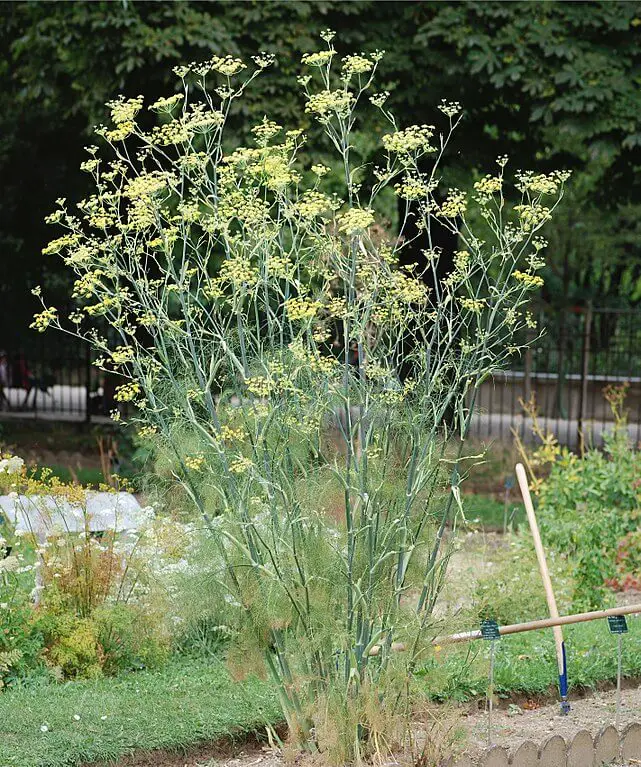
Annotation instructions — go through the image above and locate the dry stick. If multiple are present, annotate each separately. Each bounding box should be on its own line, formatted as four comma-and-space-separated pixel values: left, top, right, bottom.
433, 603, 641, 645
515, 462, 570, 714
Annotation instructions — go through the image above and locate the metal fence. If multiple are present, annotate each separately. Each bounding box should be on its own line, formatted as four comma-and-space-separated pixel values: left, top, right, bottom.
0, 334, 107, 422
2, 307, 641, 445
469, 307, 641, 447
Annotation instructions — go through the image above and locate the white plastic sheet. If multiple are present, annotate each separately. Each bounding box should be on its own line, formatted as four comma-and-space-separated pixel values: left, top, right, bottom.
0, 492, 145, 535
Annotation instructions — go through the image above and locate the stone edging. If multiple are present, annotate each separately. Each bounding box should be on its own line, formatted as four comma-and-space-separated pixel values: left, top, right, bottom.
446, 722, 641, 766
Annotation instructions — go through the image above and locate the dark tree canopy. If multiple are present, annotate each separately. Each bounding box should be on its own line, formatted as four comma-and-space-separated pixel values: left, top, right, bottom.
2, 0, 641, 343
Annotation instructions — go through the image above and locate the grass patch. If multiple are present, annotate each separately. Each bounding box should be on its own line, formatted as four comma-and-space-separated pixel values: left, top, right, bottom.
462, 492, 524, 531
0, 656, 279, 767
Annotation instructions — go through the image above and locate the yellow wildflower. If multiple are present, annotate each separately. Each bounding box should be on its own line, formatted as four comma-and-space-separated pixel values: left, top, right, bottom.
296, 191, 339, 219
244, 376, 273, 397
107, 96, 144, 125
251, 118, 282, 147
301, 50, 336, 67
148, 94, 184, 112
229, 456, 253, 474
514, 203, 552, 231
185, 454, 206, 471
474, 175, 502, 196
305, 90, 354, 119
459, 297, 486, 313
31, 307, 58, 333
382, 125, 435, 155
114, 382, 141, 402
285, 297, 322, 322
337, 208, 375, 236
513, 270, 544, 289
341, 54, 373, 77
437, 189, 467, 218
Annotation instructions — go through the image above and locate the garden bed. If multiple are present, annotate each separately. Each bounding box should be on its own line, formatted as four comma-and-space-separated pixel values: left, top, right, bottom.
3, 612, 641, 767
78, 684, 641, 767
87, 739, 282, 767
461, 683, 641, 757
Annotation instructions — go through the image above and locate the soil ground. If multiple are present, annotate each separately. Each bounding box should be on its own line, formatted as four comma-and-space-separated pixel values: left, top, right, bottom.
95, 742, 282, 767
461, 683, 641, 758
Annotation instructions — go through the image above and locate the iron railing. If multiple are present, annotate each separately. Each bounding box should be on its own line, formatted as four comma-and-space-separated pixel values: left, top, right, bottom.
469, 307, 641, 447
2, 307, 641, 445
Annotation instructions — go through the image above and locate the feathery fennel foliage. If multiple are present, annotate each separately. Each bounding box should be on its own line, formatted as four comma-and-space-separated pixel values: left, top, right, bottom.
36, 33, 567, 763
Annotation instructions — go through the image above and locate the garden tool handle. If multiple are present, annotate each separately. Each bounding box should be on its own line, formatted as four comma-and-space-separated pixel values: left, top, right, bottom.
515, 463, 566, 678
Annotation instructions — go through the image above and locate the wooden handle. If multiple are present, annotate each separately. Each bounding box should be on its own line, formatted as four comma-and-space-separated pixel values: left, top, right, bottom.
434, 602, 641, 645
515, 463, 565, 676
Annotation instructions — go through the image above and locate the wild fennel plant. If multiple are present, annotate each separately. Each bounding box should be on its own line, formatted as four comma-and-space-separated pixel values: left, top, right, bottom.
35, 34, 567, 762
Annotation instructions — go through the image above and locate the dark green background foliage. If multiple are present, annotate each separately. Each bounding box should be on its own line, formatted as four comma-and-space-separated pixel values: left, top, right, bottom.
2, 0, 641, 341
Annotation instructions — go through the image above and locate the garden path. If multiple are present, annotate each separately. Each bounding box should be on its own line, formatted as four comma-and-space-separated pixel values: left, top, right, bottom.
461, 682, 641, 760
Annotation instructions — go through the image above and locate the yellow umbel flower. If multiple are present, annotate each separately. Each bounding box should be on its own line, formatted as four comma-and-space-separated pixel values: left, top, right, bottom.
305, 90, 354, 119
229, 456, 253, 474
148, 94, 184, 113
382, 125, 435, 155
114, 382, 141, 403
437, 189, 467, 218
474, 175, 502, 196
31, 307, 58, 332
513, 270, 544, 289
285, 297, 322, 322
514, 203, 552, 231
459, 297, 486, 313
337, 208, 375, 236
107, 96, 144, 125
295, 191, 339, 219
185, 454, 206, 471
341, 54, 373, 77
301, 50, 336, 67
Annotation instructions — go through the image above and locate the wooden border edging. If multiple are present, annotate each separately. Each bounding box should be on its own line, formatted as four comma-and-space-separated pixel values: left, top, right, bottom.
433, 603, 641, 646
446, 723, 641, 766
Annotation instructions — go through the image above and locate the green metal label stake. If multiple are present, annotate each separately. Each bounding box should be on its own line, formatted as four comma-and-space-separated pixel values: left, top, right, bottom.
608, 614, 628, 730
481, 619, 500, 747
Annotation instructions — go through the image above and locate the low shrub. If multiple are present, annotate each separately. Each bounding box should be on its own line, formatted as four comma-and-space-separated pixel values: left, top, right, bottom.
472, 534, 573, 625
0, 597, 45, 686
95, 603, 169, 674
36, 611, 104, 679
524, 385, 641, 609
607, 530, 641, 592
0, 451, 174, 682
